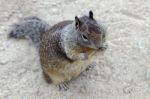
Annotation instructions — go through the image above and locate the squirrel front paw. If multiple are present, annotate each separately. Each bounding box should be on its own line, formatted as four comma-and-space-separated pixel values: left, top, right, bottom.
79, 53, 88, 60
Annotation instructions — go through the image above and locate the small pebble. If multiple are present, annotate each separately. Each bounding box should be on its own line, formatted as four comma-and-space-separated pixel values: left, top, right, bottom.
0, 46, 5, 51
18, 68, 27, 75
52, 8, 59, 14
145, 68, 150, 80
0, 59, 9, 65
123, 85, 133, 94
32, 0, 37, 3
79, 85, 87, 93
0, 43, 7, 51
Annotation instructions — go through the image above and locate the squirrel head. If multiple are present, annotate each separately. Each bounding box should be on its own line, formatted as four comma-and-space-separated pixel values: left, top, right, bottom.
74, 11, 106, 50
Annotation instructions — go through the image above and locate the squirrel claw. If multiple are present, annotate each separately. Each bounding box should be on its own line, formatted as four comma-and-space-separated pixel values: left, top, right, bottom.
58, 82, 69, 91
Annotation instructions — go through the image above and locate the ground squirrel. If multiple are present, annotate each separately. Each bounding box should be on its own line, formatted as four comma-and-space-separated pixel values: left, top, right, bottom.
9, 11, 107, 90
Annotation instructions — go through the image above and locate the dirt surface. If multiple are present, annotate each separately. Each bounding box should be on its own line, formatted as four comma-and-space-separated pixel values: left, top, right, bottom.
0, 0, 150, 99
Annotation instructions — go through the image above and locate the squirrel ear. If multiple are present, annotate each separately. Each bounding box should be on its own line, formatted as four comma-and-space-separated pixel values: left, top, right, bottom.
89, 10, 93, 19
75, 16, 82, 29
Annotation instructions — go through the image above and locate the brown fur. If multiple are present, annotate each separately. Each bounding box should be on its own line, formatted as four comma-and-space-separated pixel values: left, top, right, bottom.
39, 12, 107, 85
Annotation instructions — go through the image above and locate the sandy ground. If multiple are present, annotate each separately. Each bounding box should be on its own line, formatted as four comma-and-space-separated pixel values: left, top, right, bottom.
0, 0, 150, 99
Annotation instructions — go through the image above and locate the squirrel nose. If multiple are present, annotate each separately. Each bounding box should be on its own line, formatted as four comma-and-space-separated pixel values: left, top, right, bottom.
98, 44, 103, 49
98, 46, 103, 49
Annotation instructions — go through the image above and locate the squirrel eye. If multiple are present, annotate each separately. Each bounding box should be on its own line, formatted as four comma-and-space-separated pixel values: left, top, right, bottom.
82, 34, 88, 41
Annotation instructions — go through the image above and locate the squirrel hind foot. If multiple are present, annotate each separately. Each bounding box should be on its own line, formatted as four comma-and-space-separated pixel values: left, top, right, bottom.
43, 72, 52, 84
57, 82, 69, 91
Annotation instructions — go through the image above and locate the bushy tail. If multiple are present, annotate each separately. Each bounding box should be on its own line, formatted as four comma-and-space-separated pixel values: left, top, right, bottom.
9, 17, 50, 46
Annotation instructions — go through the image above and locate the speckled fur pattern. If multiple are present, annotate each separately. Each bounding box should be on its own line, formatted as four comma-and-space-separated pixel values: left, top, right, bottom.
39, 19, 106, 85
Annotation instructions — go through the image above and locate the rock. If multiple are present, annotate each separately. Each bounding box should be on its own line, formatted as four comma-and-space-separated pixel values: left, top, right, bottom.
123, 85, 134, 94
0, 58, 9, 65
51, 7, 60, 15
145, 68, 150, 81
0, 43, 7, 51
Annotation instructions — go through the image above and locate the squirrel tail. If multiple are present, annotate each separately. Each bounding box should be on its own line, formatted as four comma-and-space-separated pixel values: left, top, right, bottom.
9, 17, 50, 46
